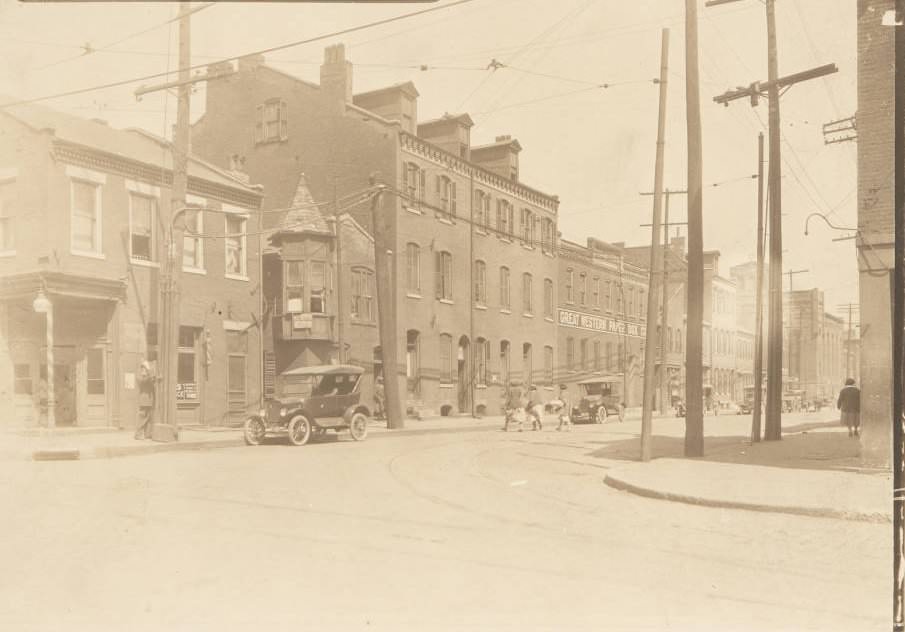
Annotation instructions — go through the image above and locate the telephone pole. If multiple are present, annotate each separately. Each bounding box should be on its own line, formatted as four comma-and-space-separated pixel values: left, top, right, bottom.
641, 188, 687, 414
684, 0, 704, 457
370, 178, 404, 429
640, 27, 670, 462
837, 303, 859, 379
784, 268, 809, 292
708, 0, 837, 442
752, 132, 765, 442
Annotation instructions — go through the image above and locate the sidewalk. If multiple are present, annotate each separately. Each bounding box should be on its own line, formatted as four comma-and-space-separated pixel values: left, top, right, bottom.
603, 423, 892, 523
0, 414, 507, 462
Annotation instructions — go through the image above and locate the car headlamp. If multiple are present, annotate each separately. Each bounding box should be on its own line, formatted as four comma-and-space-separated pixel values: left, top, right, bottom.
279, 406, 288, 418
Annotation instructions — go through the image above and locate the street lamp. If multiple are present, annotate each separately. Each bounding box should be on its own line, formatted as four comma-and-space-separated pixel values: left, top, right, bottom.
803, 212, 857, 236
32, 288, 55, 429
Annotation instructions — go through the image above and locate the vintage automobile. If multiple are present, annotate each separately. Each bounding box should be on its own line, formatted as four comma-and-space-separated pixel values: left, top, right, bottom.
244, 364, 371, 446
571, 376, 622, 423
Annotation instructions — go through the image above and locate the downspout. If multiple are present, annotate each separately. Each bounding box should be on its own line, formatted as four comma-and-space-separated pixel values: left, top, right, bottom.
469, 170, 475, 417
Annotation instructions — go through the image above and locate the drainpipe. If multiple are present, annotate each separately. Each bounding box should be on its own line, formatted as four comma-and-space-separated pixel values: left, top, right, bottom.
469, 170, 475, 417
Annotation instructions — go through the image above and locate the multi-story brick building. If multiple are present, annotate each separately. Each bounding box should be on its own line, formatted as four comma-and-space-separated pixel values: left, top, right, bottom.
556, 237, 648, 410
192, 44, 560, 418
856, 0, 895, 463
706, 251, 738, 407
0, 100, 264, 430
782, 289, 847, 402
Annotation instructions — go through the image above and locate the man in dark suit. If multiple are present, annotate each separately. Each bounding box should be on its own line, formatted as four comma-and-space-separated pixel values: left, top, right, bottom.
837, 378, 861, 438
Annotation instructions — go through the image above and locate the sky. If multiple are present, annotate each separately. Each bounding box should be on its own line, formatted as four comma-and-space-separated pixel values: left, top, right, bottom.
0, 0, 860, 312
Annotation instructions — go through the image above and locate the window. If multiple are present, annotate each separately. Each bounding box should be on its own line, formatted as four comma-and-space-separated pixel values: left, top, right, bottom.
592, 277, 600, 308
436, 176, 456, 217
474, 190, 490, 229
225, 214, 247, 278
309, 261, 327, 313
616, 283, 623, 314
71, 179, 101, 254
14, 364, 31, 395
522, 273, 533, 314
129, 193, 157, 262
183, 209, 204, 270
406, 330, 421, 394
0, 179, 16, 252
255, 98, 288, 143
605, 342, 614, 371
475, 338, 490, 387
227, 331, 247, 419
351, 268, 374, 321
593, 340, 601, 371
500, 266, 510, 310
639, 289, 645, 319
580, 338, 588, 371
500, 341, 511, 385
435, 251, 453, 301
474, 260, 486, 305
86, 348, 105, 395
566, 337, 575, 372
519, 208, 534, 245
667, 328, 673, 353
578, 273, 587, 305
566, 269, 574, 303
605, 281, 612, 310
285, 261, 304, 313
405, 243, 421, 294
543, 278, 554, 319
522, 342, 532, 386
439, 333, 453, 384
541, 217, 555, 253
627, 287, 635, 317
481, 192, 491, 231
403, 162, 425, 208
544, 346, 554, 386
177, 326, 198, 401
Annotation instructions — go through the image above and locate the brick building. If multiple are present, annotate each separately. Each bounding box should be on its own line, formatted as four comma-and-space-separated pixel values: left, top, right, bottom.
782, 289, 847, 402
556, 237, 649, 410
192, 44, 560, 418
0, 100, 264, 430
706, 251, 738, 407
856, 0, 895, 464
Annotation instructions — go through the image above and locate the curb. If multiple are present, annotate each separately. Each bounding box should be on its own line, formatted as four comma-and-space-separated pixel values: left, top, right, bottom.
603, 472, 892, 524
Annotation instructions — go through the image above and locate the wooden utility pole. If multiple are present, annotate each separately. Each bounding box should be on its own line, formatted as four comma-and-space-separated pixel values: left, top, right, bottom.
837, 303, 859, 379
640, 27, 670, 462
708, 0, 837, 442
640, 189, 687, 414
784, 268, 809, 292
684, 0, 704, 457
752, 132, 765, 443
370, 179, 404, 429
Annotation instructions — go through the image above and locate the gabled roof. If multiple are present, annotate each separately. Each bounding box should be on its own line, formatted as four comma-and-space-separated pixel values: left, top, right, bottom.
354, 81, 419, 100
0, 94, 260, 195
270, 173, 332, 239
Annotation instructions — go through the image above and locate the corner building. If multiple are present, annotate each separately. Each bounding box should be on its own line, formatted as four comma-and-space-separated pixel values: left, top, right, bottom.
192, 44, 559, 418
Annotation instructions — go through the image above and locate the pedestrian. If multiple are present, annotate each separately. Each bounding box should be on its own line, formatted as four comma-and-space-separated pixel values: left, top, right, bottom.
503, 378, 524, 432
134, 359, 157, 440
618, 401, 626, 423
555, 384, 572, 432
837, 378, 861, 438
526, 385, 543, 431
374, 376, 386, 420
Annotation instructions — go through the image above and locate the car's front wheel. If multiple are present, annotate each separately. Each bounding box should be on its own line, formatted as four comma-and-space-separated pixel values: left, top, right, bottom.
595, 406, 608, 424
244, 416, 266, 446
287, 414, 312, 446
349, 412, 368, 441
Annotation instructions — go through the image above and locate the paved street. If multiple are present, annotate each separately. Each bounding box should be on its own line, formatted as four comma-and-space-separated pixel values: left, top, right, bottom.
0, 414, 887, 632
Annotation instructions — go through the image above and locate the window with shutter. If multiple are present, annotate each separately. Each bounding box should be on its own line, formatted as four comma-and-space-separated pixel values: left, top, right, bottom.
449, 181, 457, 216
279, 99, 288, 140
254, 104, 264, 144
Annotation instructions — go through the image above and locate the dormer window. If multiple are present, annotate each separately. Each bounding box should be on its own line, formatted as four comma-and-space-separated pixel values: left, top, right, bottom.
255, 98, 288, 144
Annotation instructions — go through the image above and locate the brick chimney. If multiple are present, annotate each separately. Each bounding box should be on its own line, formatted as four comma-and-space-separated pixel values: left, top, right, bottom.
471, 134, 522, 181
227, 154, 250, 184
320, 44, 353, 107
417, 113, 473, 159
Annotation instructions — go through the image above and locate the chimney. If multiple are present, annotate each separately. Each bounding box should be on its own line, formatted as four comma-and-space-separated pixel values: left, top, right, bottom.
320, 44, 353, 107
416, 113, 474, 159
471, 134, 522, 181
227, 154, 250, 184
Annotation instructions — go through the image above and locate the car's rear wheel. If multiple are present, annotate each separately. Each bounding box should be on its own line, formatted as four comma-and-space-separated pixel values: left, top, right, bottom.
244, 416, 266, 446
349, 412, 368, 441
596, 406, 608, 424
287, 415, 312, 446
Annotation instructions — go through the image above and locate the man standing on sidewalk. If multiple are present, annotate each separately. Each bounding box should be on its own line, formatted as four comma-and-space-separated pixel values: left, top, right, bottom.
134, 359, 157, 440
837, 378, 861, 438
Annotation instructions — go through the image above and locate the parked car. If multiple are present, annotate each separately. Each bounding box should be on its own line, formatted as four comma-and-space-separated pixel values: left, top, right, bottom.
244, 364, 371, 446
571, 376, 622, 423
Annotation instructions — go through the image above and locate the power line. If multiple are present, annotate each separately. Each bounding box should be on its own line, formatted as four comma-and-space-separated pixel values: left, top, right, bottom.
0, 0, 479, 109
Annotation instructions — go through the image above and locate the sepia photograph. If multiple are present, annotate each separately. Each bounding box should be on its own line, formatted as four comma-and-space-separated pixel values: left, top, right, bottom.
0, 0, 898, 630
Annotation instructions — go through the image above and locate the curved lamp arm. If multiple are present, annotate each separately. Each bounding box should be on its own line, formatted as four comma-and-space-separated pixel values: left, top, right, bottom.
803, 212, 857, 236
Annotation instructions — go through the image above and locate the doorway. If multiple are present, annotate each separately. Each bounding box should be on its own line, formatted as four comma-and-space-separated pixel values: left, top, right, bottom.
457, 336, 470, 413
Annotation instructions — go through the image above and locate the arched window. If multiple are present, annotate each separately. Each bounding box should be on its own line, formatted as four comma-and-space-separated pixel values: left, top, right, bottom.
544, 345, 554, 385
544, 278, 554, 318
406, 330, 421, 395
522, 272, 533, 314
439, 333, 453, 384
500, 340, 510, 385
435, 251, 453, 300
405, 242, 420, 294
578, 273, 587, 305
475, 337, 490, 386
500, 266, 511, 309
474, 260, 487, 305
523, 342, 533, 386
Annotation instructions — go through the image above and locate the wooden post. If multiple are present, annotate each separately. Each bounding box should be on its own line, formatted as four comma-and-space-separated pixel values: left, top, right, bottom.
752, 132, 765, 442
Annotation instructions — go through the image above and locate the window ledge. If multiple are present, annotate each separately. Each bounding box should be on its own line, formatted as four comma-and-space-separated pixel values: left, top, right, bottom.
500, 308, 512, 315
499, 237, 513, 244
522, 312, 534, 318
225, 273, 250, 282
0, 250, 16, 257
71, 250, 106, 260
437, 216, 455, 226
439, 383, 454, 389
351, 319, 377, 328
404, 206, 423, 215
406, 292, 423, 299
438, 298, 454, 305
475, 229, 488, 236
130, 258, 160, 269
544, 316, 555, 323
522, 244, 535, 251
474, 304, 487, 310
183, 267, 207, 276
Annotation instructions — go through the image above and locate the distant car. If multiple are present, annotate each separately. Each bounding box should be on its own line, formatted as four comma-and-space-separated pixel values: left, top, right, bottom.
571, 376, 622, 423
244, 364, 371, 446
737, 402, 753, 415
